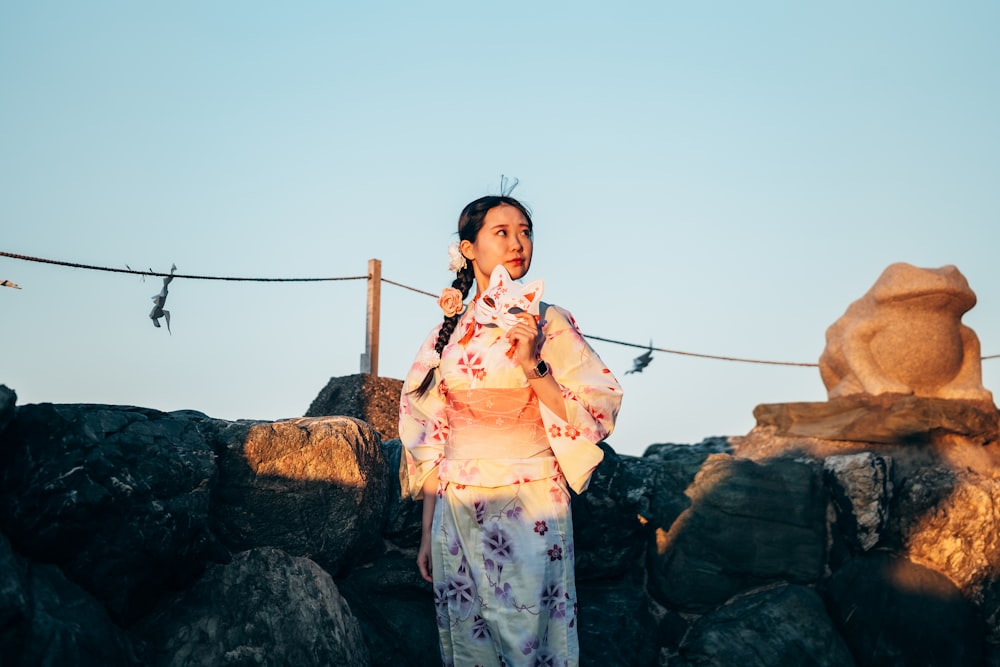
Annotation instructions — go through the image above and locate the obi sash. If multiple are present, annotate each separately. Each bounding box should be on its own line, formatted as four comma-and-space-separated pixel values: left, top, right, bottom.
439, 387, 562, 488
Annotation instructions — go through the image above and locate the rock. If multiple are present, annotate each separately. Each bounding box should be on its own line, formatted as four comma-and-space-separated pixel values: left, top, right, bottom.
824, 453, 893, 552
819, 262, 992, 403
380, 439, 423, 550
648, 454, 827, 612
892, 465, 1000, 622
737, 422, 1000, 641
0, 404, 223, 623
134, 547, 369, 667
677, 584, 855, 667
7, 379, 1000, 664
577, 581, 661, 667
211, 416, 388, 575
643, 436, 732, 466
337, 552, 439, 667
0, 531, 141, 666
0, 385, 15, 435
306, 373, 403, 441
572, 443, 658, 581
642, 438, 733, 536
753, 394, 999, 444
826, 552, 986, 666
735, 423, 1000, 474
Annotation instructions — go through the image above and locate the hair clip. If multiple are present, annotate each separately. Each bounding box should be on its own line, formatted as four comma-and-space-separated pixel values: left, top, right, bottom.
447, 242, 467, 272
499, 174, 519, 198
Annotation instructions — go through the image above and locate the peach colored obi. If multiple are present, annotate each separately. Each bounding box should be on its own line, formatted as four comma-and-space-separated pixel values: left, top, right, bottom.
438, 387, 561, 488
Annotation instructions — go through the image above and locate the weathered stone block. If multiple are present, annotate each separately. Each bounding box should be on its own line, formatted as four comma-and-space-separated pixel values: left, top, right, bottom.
754, 394, 999, 444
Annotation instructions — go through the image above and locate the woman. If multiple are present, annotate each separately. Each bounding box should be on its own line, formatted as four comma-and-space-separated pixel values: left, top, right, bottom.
399, 193, 622, 667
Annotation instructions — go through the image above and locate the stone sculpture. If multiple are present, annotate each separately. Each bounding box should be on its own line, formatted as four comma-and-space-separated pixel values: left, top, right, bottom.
819, 262, 993, 403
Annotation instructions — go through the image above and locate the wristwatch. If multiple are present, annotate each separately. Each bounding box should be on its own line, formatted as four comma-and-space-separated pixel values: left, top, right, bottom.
524, 359, 549, 380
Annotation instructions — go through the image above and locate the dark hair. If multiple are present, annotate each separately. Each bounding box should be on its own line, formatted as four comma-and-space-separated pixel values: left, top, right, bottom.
411, 195, 534, 396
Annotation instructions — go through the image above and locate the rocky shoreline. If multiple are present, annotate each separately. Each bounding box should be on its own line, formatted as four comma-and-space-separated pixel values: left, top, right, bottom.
2, 378, 999, 666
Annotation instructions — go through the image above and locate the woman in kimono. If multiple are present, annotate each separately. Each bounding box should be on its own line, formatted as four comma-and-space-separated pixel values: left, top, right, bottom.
399, 193, 622, 667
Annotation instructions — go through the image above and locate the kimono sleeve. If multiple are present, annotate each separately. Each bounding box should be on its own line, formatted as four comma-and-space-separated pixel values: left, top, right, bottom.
398, 326, 449, 500
538, 304, 623, 494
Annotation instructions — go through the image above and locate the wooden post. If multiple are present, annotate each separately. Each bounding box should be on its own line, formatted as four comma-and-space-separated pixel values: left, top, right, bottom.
360, 258, 382, 376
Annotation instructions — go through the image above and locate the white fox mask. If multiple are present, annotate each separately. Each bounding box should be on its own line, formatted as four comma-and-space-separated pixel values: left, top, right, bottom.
473, 265, 544, 332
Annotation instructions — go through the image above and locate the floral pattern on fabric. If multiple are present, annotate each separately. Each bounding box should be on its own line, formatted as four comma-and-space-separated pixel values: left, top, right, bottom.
433, 477, 577, 667
400, 303, 622, 498
399, 301, 622, 666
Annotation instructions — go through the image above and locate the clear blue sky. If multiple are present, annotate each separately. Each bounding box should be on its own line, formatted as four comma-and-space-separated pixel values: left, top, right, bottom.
3, 2, 998, 456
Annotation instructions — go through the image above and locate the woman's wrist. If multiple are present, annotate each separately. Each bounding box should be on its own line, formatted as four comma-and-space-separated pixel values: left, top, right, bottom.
522, 358, 549, 380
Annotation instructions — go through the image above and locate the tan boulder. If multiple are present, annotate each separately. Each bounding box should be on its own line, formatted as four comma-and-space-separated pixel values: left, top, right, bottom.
306, 373, 403, 441
819, 262, 993, 403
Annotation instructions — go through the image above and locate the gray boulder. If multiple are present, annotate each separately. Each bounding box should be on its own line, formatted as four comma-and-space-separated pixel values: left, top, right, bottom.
0, 531, 141, 666
379, 438, 423, 549
337, 552, 439, 667
648, 454, 828, 612
826, 552, 986, 666
134, 547, 369, 667
571, 443, 659, 581
642, 438, 734, 554
0, 404, 222, 622
577, 581, 661, 667
678, 584, 856, 667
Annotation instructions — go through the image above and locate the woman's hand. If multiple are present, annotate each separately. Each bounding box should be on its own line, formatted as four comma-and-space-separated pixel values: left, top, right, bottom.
506, 312, 542, 371
417, 532, 433, 583
508, 311, 568, 420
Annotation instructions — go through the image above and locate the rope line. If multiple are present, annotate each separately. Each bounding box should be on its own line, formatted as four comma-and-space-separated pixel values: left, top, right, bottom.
582, 334, 820, 367
381, 277, 437, 298
0, 251, 367, 282
4, 249, 998, 364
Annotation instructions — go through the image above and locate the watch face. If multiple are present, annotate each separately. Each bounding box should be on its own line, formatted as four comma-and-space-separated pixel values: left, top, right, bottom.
526, 359, 548, 379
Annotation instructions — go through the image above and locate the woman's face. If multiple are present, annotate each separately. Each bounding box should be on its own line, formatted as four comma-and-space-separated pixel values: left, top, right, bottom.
461, 204, 534, 293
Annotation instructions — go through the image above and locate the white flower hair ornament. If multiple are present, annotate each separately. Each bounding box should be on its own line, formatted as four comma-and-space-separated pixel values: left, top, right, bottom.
474, 265, 544, 332
447, 242, 468, 272
417, 348, 441, 370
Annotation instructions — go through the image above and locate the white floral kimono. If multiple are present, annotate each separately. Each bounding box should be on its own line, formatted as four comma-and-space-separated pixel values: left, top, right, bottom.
400, 302, 622, 667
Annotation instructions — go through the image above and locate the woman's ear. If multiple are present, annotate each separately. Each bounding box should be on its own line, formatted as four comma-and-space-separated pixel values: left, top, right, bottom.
460, 239, 475, 261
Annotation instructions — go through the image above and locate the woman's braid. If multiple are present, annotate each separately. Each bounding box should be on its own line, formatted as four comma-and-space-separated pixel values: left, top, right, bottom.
433, 265, 475, 355
412, 263, 475, 396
